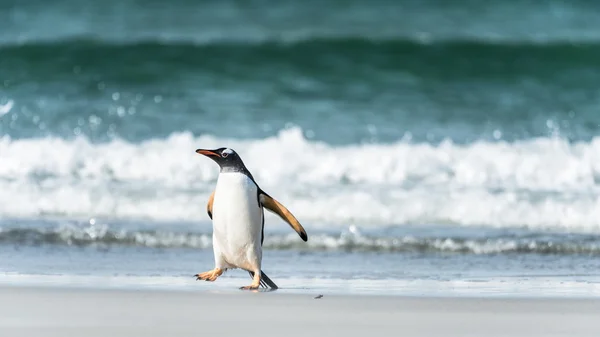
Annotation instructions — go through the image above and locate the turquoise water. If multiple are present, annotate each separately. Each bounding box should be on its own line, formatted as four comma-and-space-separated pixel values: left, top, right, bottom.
1, 0, 600, 295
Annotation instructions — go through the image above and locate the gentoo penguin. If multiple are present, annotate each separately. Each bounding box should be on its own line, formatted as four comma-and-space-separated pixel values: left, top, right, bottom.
194, 147, 308, 290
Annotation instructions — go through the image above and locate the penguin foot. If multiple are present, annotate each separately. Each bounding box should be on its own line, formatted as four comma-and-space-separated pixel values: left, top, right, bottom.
194, 268, 223, 282
240, 272, 261, 290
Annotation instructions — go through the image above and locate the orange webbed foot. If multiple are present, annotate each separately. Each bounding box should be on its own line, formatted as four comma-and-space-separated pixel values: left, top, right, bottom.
194, 268, 223, 282
240, 271, 261, 290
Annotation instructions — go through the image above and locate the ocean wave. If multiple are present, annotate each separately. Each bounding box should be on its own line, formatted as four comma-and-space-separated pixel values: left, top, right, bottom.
1, 223, 599, 255
0, 128, 600, 231
2, 37, 599, 81
4, 0, 600, 48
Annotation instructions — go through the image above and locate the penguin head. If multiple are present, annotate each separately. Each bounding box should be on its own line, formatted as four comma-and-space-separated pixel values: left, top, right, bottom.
195, 147, 244, 169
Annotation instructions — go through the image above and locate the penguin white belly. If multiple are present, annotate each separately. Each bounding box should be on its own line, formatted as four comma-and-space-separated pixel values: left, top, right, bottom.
211, 172, 263, 272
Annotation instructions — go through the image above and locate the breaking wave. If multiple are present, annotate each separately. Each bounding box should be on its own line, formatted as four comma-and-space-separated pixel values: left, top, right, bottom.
1, 127, 600, 232
1, 222, 600, 255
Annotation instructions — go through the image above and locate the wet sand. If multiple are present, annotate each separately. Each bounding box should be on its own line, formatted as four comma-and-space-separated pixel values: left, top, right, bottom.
1, 286, 599, 337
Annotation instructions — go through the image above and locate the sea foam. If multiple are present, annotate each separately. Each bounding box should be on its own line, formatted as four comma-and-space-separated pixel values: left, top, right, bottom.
1, 127, 600, 232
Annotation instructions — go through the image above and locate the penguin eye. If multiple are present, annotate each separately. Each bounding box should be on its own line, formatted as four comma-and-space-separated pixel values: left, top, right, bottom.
221, 148, 233, 158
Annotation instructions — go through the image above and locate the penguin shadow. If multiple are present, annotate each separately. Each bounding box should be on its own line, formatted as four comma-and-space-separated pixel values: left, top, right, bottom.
242, 284, 325, 299
243, 287, 278, 293
243, 287, 325, 300
237, 279, 319, 296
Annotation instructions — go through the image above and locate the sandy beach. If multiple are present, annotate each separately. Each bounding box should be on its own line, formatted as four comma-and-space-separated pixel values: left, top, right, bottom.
1, 286, 599, 337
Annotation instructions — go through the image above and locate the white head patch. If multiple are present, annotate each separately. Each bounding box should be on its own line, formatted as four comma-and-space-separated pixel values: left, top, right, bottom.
221, 148, 234, 157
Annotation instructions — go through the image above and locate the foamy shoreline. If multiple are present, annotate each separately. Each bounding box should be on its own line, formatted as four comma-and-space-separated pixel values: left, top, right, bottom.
3, 274, 600, 299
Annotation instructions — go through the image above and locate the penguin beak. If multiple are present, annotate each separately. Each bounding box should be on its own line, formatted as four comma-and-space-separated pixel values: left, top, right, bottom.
196, 149, 220, 157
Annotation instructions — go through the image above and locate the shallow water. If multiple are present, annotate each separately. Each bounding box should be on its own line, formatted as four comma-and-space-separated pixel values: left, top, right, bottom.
2, 218, 600, 297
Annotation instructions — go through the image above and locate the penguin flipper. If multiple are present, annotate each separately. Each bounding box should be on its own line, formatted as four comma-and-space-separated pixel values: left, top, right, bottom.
206, 190, 215, 219
259, 193, 308, 242
248, 271, 279, 289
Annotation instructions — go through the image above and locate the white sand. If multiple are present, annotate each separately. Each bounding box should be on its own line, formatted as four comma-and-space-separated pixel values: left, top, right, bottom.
1, 286, 599, 337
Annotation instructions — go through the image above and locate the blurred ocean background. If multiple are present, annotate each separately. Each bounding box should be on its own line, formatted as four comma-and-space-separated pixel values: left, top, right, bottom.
2, 0, 600, 295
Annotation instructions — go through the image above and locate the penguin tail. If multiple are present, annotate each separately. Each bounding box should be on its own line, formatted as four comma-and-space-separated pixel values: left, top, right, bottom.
248, 271, 279, 290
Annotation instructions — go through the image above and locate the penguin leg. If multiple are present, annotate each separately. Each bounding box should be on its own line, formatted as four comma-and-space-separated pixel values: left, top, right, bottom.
240, 271, 261, 290
195, 268, 223, 282
248, 271, 267, 289
248, 271, 279, 289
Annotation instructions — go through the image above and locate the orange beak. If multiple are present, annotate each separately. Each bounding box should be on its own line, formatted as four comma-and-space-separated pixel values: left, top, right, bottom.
195, 149, 220, 157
